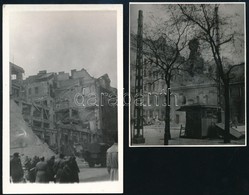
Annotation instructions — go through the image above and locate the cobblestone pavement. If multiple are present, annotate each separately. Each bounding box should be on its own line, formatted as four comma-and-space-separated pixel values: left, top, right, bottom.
79, 167, 109, 182
138, 124, 246, 146
76, 158, 110, 182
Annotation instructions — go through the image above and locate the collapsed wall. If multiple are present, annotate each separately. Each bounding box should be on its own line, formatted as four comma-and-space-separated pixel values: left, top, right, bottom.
10, 100, 55, 159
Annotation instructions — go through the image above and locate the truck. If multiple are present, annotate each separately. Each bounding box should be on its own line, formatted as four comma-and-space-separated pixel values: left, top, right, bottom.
82, 142, 110, 168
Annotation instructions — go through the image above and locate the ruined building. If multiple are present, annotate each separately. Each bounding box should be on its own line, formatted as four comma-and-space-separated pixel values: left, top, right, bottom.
10, 62, 24, 99
54, 69, 117, 155
10, 63, 117, 155
11, 64, 58, 150
10, 63, 54, 157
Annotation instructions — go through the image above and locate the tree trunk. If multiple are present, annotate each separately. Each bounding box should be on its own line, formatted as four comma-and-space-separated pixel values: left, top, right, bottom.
224, 80, 231, 143
164, 83, 171, 145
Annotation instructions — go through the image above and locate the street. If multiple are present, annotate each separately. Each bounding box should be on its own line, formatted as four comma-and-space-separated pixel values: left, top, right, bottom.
141, 123, 245, 145
76, 158, 110, 182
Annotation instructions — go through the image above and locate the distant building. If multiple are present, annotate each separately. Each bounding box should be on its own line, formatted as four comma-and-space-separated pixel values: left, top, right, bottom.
10, 62, 24, 99
10, 66, 57, 148
130, 34, 245, 129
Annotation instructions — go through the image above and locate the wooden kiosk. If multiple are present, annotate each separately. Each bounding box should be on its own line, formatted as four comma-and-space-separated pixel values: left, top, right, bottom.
178, 104, 219, 138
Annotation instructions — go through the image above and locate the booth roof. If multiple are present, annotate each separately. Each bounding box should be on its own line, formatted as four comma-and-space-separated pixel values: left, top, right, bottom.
177, 104, 219, 111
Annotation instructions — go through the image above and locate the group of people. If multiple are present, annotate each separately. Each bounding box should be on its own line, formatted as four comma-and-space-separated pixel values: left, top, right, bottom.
10, 153, 80, 183
10, 134, 119, 183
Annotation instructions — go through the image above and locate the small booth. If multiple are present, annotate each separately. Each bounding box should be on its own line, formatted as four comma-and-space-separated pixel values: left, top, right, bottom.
177, 104, 219, 139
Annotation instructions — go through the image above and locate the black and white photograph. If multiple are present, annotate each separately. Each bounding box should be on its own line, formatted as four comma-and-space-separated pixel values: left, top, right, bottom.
130, 3, 246, 146
3, 4, 123, 193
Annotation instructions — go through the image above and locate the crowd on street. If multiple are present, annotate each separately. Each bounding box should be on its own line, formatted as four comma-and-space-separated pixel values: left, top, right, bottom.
10, 134, 119, 183
10, 153, 80, 183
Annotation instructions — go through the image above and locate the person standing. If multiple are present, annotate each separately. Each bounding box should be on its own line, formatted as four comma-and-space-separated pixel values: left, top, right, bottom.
106, 134, 118, 181
35, 157, 48, 183
60, 160, 71, 183
68, 156, 80, 183
53, 153, 65, 183
10, 152, 24, 183
24, 156, 32, 182
46, 156, 55, 182
29, 156, 39, 183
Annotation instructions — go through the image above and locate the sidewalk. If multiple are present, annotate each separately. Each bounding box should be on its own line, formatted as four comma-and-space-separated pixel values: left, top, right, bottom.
76, 157, 110, 182
79, 168, 109, 182
138, 124, 246, 146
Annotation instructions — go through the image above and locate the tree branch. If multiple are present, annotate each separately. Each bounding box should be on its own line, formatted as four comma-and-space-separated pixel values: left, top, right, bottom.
226, 63, 244, 76
219, 34, 234, 46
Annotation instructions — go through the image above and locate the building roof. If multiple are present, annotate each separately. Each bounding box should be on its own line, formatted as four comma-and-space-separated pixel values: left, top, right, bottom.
10, 62, 25, 74
97, 73, 110, 82
37, 72, 54, 80
177, 104, 219, 111
25, 72, 55, 83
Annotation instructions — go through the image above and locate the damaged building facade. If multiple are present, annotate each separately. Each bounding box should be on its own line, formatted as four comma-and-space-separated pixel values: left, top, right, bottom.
54, 69, 117, 155
10, 62, 117, 155
130, 35, 245, 128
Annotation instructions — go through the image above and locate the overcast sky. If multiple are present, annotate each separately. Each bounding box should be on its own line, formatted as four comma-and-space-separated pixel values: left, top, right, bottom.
9, 10, 117, 87
130, 3, 245, 65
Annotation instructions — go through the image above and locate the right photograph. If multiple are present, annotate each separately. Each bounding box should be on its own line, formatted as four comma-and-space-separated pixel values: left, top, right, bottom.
129, 3, 246, 146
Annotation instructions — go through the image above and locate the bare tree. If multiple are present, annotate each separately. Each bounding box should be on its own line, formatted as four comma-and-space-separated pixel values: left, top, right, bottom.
178, 4, 244, 143
141, 6, 191, 145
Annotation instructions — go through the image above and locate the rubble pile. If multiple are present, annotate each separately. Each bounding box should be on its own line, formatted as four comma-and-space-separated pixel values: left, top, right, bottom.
10, 100, 54, 159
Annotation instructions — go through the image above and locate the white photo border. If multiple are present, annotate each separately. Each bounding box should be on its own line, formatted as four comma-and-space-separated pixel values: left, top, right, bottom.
129, 2, 246, 147
3, 4, 123, 194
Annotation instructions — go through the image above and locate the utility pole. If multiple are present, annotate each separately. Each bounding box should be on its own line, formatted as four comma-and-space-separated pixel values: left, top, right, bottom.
133, 10, 145, 144
215, 5, 222, 123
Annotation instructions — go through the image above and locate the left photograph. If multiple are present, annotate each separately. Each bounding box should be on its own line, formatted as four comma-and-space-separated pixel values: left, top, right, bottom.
3, 5, 123, 194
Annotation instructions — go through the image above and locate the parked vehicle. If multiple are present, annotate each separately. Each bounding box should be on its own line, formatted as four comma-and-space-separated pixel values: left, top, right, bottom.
83, 143, 110, 168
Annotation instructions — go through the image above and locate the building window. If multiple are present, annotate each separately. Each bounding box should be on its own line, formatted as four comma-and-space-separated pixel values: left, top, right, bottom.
149, 71, 152, 78
143, 96, 147, 106
155, 72, 158, 79
11, 75, 17, 80
45, 135, 50, 145
28, 88, 32, 95
144, 85, 147, 91
43, 100, 47, 106
150, 95, 153, 105
33, 120, 42, 128
188, 99, 194, 105
22, 104, 31, 115
33, 107, 42, 118
13, 89, 19, 97
44, 123, 50, 128
148, 84, 151, 91
175, 114, 180, 124
153, 72, 156, 78
204, 95, 209, 104
239, 87, 242, 98
144, 69, 147, 77
43, 109, 49, 119
35, 87, 39, 94
196, 96, 200, 104
183, 96, 186, 105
